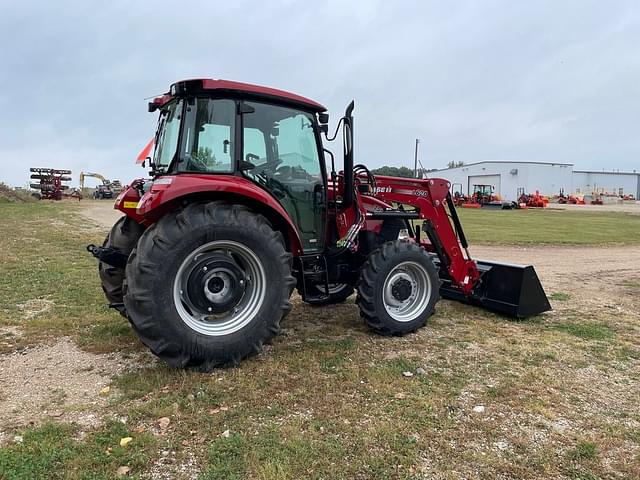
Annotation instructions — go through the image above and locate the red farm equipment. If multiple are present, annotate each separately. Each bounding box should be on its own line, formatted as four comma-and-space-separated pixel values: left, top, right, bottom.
87, 78, 551, 371
458, 184, 514, 209
557, 188, 568, 204
517, 188, 549, 208
30, 167, 80, 200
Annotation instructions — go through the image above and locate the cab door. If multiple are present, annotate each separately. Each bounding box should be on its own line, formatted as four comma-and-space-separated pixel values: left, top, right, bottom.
241, 101, 327, 253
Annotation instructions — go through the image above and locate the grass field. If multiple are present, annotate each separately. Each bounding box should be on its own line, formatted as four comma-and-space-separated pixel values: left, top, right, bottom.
443, 207, 640, 245
0, 201, 639, 479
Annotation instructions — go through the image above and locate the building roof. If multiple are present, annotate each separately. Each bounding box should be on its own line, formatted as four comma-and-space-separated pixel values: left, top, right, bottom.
434, 160, 574, 172
574, 170, 639, 176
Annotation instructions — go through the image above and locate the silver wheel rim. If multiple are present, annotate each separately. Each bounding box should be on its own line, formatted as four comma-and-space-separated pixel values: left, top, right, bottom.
316, 283, 349, 295
382, 261, 432, 322
172, 240, 266, 336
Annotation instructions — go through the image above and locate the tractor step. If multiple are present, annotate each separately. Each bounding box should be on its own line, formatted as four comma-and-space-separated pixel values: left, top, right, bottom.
295, 255, 331, 303
438, 259, 551, 318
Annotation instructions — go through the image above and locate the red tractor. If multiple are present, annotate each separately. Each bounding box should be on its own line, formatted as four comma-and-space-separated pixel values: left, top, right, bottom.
88, 78, 550, 371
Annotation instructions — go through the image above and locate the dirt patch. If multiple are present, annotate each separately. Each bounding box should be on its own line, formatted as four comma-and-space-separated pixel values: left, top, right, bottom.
0, 337, 138, 438
16, 298, 55, 320
471, 244, 640, 317
77, 200, 123, 231
558, 202, 640, 214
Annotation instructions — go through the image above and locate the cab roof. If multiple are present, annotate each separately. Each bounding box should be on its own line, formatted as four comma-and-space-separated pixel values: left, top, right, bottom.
151, 78, 326, 113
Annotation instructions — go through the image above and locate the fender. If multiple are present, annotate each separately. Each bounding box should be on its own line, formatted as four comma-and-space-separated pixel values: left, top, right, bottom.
114, 180, 145, 223
134, 174, 304, 255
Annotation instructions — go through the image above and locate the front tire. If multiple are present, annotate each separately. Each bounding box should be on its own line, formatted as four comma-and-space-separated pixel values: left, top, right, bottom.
357, 241, 440, 335
123, 201, 295, 371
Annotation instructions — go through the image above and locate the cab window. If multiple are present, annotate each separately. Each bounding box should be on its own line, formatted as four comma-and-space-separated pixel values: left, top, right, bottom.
178, 99, 235, 172
242, 102, 325, 252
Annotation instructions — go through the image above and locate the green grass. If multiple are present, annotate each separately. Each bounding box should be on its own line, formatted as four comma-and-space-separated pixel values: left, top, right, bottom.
0, 202, 138, 353
0, 421, 156, 479
549, 292, 571, 301
449, 208, 640, 245
554, 322, 615, 341
568, 440, 598, 461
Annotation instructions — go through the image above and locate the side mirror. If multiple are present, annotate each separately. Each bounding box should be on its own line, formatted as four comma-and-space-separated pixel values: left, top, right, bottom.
318, 112, 329, 124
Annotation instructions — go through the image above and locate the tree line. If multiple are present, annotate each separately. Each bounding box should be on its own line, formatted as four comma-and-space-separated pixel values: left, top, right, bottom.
371, 161, 464, 178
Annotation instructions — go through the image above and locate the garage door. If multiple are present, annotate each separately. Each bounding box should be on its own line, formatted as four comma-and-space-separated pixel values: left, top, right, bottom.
468, 175, 501, 196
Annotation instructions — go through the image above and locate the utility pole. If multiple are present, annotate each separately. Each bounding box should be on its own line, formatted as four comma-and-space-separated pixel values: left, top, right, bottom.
414, 138, 420, 178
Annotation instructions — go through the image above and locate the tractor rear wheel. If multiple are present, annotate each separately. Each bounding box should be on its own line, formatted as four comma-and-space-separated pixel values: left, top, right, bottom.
297, 283, 354, 305
123, 201, 295, 371
99, 215, 145, 317
357, 240, 440, 335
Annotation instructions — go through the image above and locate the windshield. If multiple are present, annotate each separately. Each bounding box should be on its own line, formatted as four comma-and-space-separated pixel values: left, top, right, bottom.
153, 100, 182, 173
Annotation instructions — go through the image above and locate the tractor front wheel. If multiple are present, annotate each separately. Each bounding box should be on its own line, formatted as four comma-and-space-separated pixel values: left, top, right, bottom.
357, 240, 440, 335
123, 202, 295, 371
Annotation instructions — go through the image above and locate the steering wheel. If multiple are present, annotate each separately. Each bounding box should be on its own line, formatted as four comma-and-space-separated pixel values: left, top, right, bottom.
183, 154, 209, 172
251, 157, 283, 176
273, 165, 293, 180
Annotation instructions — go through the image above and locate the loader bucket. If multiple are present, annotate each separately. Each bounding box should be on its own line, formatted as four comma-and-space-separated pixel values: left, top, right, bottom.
439, 260, 551, 318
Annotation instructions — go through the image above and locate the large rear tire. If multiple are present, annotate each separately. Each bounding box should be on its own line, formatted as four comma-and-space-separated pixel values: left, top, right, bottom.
98, 216, 145, 317
357, 240, 440, 335
123, 201, 295, 371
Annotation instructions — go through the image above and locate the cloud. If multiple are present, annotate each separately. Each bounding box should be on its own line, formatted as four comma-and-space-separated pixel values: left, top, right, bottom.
1, 0, 639, 186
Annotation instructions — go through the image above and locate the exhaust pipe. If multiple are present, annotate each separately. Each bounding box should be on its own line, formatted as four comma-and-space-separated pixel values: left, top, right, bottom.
439, 260, 551, 318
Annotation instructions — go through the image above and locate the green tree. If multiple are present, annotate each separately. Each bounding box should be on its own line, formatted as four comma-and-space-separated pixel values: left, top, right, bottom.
370, 166, 415, 178
447, 161, 465, 169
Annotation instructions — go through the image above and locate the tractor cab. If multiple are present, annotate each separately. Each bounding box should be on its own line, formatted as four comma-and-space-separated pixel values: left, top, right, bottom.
148, 79, 331, 253
471, 184, 496, 205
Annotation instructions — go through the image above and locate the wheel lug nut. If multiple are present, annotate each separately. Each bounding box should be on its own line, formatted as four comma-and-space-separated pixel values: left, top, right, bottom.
208, 307, 212, 312
203, 266, 208, 272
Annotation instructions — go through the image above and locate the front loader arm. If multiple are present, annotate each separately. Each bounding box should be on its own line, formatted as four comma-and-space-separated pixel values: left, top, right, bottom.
368, 174, 551, 318
370, 175, 480, 294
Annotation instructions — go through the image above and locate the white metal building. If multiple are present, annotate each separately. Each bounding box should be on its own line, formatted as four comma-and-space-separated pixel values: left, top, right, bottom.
434, 161, 640, 201
572, 170, 640, 197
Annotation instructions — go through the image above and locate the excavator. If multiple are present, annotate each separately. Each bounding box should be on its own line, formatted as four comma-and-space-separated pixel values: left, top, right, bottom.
79, 171, 121, 199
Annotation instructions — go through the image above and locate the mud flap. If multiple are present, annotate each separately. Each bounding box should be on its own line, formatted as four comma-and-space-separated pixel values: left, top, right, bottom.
439, 260, 551, 318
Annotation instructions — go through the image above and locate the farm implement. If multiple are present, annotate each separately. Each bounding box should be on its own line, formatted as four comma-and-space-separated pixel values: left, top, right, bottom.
30, 167, 80, 200
88, 78, 551, 370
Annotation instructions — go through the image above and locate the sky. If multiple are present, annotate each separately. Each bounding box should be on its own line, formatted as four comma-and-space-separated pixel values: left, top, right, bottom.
1, 0, 639, 187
